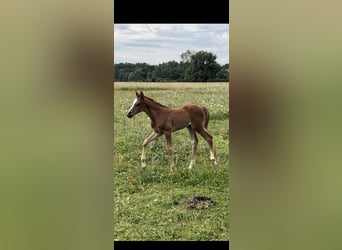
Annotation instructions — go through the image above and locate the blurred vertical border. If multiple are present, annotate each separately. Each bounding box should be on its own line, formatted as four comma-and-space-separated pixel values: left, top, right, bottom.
0, 0, 113, 249
230, 0, 342, 250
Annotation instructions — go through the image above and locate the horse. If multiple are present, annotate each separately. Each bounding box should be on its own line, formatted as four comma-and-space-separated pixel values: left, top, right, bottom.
126, 91, 218, 170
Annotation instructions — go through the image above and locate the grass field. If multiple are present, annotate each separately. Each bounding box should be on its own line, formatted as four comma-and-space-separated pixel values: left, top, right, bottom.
114, 82, 229, 240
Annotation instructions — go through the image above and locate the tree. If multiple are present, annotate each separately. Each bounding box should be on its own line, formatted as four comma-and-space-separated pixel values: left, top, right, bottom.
180, 49, 195, 63
185, 51, 221, 82
114, 50, 227, 82
128, 68, 145, 81
214, 63, 229, 81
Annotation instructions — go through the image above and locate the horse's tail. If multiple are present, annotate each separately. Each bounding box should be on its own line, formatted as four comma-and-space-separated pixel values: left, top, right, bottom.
202, 106, 210, 130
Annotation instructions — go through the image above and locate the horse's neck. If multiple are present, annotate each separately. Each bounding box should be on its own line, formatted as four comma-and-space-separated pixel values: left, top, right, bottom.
144, 99, 165, 120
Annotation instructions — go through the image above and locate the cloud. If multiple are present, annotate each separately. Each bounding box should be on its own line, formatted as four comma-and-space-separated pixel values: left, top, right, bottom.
114, 24, 229, 65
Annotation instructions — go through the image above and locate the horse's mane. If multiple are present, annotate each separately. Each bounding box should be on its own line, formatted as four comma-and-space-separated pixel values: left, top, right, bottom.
144, 95, 168, 108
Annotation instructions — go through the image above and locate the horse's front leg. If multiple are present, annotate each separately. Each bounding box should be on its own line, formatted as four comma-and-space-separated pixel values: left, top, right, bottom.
164, 132, 175, 170
187, 126, 198, 170
141, 131, 161, 168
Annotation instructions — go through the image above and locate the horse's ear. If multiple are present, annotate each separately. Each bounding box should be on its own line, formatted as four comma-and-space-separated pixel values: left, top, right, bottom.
140, 91, 144, 98
135, 91, 139, 97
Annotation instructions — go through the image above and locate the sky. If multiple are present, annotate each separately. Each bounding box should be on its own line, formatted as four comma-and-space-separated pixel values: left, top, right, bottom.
114, 24, 229, 65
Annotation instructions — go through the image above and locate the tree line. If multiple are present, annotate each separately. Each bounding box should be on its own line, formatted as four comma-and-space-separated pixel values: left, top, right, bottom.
114, 50, 229, 82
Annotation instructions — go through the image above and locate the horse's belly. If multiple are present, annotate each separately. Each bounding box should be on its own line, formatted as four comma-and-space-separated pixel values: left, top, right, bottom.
171, 119, 190, 131
168, 109, 191, 131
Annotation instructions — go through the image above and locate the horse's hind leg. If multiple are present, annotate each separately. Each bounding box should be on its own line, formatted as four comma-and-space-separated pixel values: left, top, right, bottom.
195, 127, 218, 166
187, 125, 198, 169
141, 131, 161, 168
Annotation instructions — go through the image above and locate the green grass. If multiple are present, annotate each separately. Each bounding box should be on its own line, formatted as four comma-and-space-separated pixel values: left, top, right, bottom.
114, 82, 229, 240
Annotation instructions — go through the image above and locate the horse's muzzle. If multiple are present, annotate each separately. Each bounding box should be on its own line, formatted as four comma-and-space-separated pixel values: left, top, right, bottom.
127, 112, 133, 118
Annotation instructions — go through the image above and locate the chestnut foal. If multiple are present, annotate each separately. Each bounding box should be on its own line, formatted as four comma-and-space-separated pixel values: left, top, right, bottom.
127, 91, 217, 170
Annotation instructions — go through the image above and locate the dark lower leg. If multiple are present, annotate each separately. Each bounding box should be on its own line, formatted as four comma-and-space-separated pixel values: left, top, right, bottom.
187, 127, 198, 169
165, 133, 175, 169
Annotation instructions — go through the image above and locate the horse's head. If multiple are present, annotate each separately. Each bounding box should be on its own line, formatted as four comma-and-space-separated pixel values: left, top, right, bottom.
127, 91, 145, 118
